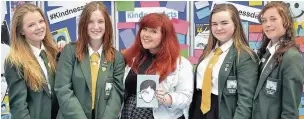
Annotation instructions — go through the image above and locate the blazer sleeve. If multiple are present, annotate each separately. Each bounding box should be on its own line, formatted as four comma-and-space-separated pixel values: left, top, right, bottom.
54, 44, 87, 119
4, 62, 31, 119
168, 57, 194, 109
280, 49, 304, 119
233, 51, 259, 119
102, 51, 125, 119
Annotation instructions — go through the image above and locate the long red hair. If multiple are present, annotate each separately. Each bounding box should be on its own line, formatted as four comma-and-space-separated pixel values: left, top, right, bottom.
76, 1, 115, 62
123, 13, 180, 81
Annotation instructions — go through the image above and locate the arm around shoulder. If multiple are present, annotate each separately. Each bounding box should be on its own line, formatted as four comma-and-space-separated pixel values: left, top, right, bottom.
54, 44, 87, 119
233, 51, 259, 119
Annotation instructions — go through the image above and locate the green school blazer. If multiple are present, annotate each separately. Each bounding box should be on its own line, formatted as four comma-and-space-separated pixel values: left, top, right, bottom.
55, 43, 125, 119
5, 61, 58, 119
189, 46, 259, 119
252, 48, 304, 119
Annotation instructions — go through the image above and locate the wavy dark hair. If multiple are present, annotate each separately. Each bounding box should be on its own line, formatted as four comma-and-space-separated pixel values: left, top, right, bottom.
258, 1, 299, 64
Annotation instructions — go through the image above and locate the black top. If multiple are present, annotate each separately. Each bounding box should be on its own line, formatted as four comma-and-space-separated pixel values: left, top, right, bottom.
125, 51, 155, 96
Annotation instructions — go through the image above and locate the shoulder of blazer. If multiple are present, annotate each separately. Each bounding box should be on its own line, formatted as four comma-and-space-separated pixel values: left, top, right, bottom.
4, 60, 23, 78
114, 49, 124, 60
235, 48, 259, 65
65, 42, 77, 55
282, 48, 304, 63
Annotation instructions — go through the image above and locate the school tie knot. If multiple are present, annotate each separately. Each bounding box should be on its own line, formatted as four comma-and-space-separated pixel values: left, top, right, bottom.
91, 53, 100, 65
262, 49, 271, 61
259, 49, 271, 72
214, 48, 223, 56
40, 50, 48, 64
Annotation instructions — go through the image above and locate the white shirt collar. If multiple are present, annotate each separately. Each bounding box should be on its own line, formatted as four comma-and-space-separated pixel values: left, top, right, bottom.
215, 39, 234, 53
88, 44, 102, 56
266, 41, 280, 55
30, 43, 45, 57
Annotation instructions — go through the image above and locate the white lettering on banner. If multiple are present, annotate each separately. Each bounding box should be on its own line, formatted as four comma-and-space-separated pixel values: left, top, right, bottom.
46, 2, 90, 24
126, 7, 178, 22
211, 1, 261, 23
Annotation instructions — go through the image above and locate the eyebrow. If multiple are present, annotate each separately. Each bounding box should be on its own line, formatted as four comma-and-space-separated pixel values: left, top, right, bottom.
212, 20, 229, 23
27, 21, 35, 25
153, 28, 159, 30
262, 16, 276, 19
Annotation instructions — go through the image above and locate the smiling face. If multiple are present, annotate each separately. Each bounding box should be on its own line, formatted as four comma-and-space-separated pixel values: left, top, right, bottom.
140, 27, 162, 54
211, 11, 235, 45
87, 10, 105, 42
261, 7, 286, 41
21, 11, 46, 47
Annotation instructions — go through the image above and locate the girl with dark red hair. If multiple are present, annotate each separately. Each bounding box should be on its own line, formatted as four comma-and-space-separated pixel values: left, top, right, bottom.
120, 13, 193, 119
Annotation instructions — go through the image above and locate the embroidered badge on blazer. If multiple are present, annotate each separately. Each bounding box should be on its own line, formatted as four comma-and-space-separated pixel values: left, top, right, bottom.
105, 82, 113, 96
265, 80, 277, 95
101, 67, 106, 72
227, 80, 237, 94
101, 62, 108, 72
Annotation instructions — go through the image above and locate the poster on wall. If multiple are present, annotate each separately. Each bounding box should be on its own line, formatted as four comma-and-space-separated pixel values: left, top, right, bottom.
285, 2, 304, 29
194, 23, 209, 49
51, 27, 71, 44
1, 96, 11, 119
1, 20, 10, 103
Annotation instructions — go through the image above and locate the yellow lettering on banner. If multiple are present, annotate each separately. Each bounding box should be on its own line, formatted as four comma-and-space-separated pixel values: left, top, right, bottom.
249, 1, 262, 6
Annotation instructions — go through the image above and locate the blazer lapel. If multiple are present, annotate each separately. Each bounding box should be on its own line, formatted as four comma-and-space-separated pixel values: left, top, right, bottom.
218, 47, 236, 100
95, 53, 109, 112
80, 52, 92, 93
40, 69, 51, 98
254, 57, 278, 99
96, 53, 109, 96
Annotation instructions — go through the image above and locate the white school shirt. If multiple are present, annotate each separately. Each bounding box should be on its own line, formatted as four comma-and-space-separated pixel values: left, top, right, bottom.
261, 41, 280, 72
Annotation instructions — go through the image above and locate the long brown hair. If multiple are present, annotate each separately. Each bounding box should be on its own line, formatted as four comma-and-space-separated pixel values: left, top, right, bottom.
6, 4, 58, 91
76, 1, 115, 62
123, 13, 180, 81
200, 3, 256, 62
258, 1, 299, 63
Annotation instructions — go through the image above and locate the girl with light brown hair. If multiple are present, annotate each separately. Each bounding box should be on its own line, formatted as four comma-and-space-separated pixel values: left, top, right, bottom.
252, 2, 304, 119
189, 3, 259, 119
5, 3, 64, 119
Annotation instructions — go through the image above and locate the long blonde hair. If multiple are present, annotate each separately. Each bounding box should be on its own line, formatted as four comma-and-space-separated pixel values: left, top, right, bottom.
6, 4, 58, 91
200, 3, 256, 62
